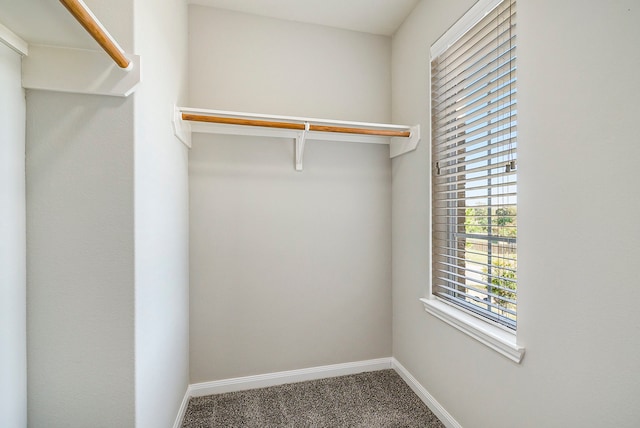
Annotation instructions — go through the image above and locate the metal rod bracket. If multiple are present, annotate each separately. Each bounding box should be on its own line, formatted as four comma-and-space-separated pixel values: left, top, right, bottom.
295, 122, 310, 171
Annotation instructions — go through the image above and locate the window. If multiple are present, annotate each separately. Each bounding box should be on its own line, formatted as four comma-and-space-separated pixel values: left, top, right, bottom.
430, 0, 517, 330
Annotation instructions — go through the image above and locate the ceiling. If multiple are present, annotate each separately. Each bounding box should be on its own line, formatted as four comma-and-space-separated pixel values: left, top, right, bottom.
188, 0, 420, 36
0, 0, 419, 53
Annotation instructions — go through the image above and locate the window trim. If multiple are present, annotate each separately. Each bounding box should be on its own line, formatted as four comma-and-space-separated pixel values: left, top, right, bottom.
421, 297, 524, 363
424, 0, 525, 364
430, 0, 505, 61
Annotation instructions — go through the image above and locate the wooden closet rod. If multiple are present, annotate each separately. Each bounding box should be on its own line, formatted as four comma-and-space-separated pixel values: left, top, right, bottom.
59, 0, 131, 69
181, 113, 412, 138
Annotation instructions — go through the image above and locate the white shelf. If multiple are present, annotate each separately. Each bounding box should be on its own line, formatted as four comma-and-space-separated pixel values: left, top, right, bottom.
1, 1, 138, 97
173, 106, 420, 171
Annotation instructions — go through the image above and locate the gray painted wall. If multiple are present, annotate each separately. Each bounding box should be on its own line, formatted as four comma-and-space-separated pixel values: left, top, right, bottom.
188, 7, 393, 383
26, 91, 136, 428
188, 6, 391, 123
0, 42, 27, 428
391, 1, 640, 427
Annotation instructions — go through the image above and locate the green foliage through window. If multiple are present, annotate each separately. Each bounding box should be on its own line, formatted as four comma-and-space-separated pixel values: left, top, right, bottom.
465, 206, 516, 238
483, 259, 517, 313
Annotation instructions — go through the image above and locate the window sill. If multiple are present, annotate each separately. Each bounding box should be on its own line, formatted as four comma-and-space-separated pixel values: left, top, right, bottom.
420, 297, 525, 364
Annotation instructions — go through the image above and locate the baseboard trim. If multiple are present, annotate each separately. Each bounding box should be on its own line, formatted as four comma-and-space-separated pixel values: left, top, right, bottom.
172, 387, 191, 428
175, 357, 459, 428
188, 357, 392, 397
391, 358, 462, 428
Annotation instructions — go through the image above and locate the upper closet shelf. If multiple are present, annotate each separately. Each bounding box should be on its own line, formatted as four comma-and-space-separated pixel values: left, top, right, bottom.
173, 107, 420, 171
1, 0, 139, 97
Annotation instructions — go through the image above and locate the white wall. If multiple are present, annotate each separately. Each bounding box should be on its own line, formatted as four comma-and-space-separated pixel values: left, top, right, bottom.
392, 1, 640, 427
188, 6, 393, 382
0, 42, 27, 428
133, 0, 190, 426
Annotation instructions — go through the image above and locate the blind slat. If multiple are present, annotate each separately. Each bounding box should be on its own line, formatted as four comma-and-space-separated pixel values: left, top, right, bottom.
438, 211, 518, 220
433, 171, 517, 187
434, 135, 517, 160
433, 192, 518, 204
436, 259, 517, 277
434, 244, 517, 263
433, 282, 517, 315
436, 180, 517, 194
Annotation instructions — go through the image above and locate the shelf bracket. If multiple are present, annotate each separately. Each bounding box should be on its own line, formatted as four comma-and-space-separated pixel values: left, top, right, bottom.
295, 122, 310, 171
173, 105, 192, 148
390, 124, 420, 158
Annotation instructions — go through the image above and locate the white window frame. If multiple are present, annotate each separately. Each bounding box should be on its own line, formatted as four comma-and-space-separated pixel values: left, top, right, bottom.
421, 0, 524, 364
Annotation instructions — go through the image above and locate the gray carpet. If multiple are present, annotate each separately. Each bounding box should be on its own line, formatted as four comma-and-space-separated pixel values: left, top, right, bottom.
181, 369, 446, 428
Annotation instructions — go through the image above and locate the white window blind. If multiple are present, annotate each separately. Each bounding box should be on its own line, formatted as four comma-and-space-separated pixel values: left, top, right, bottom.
431, 0, 517, 329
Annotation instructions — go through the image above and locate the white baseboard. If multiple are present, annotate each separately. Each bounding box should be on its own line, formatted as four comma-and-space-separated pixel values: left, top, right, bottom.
172, 388, 191, 428
174, 357, 460, 428
391, 358, 462, 428
188, 357, 392, 398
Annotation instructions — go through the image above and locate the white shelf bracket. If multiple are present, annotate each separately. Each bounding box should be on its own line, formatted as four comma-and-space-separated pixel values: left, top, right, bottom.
173, 105, 192, 148
295, 122, 310, 171
390, 124, 421, 158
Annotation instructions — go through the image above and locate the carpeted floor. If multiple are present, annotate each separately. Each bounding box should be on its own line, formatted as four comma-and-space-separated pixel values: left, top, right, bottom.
181, 369, 446, 428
